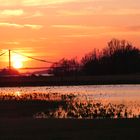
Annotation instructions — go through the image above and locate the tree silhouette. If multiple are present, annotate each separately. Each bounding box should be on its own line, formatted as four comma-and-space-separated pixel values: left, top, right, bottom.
49, 39, 140, 76
81, 49, 100, 75
48, 58, 80, 76
81, 39, 140, 75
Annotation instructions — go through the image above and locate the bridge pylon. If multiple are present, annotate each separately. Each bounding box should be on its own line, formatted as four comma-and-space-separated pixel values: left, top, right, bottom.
9, 50, 11, 70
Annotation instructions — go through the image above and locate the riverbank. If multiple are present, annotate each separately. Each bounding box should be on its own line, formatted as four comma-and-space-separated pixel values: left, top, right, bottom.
0, 118, 140, 140
0, 74, 140, 87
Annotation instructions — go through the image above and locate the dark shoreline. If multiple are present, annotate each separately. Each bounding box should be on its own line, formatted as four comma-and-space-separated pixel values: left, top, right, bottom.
0, 74, 140, 87
0, 118, 140, 140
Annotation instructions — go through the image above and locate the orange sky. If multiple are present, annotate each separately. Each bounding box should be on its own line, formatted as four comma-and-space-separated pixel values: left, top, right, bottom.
0, 0, 140, 69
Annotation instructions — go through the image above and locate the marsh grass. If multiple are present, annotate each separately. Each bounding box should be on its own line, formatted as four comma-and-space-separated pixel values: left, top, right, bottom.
34, 97, 135, 119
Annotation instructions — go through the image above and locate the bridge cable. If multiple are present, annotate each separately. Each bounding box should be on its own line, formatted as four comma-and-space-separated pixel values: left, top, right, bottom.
0, 51, 8, 57
11, 50, 57, 64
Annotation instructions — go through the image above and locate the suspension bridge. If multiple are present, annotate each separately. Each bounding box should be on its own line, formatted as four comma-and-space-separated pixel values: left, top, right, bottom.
0, 50, 56, 70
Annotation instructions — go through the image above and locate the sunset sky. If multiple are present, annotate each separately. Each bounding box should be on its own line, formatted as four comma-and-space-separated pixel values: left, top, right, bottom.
0, 0, 140, 69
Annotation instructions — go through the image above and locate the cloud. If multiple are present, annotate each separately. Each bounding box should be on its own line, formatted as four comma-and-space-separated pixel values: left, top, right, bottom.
0, 0, 77, 6
58, 8, 140, 17
0, 22, 22, 28
0, 9, 24, 17
4, 41, 20, 45
51, 24, 140, 38
61, 34, 94, 38
24, 24, 43, 29
51, 24, 90, 29
24, 11, 43, 19
51, 24, 112, 31
58, 10, 92, 16
0, 22, 43, 29
0, 0, 89, 7
0, 0, 139, 17
0, 9, 44, 19
103, 9, 140, 16
22, 0, 77, 6
0, 0, 20, 6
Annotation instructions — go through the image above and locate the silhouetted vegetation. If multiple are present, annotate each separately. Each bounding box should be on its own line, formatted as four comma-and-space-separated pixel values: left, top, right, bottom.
48, 58, 80, 76
33, 93, 139, 119
0, 68, 20, 76
82, 39, 140, 75
49, 39, 140, 76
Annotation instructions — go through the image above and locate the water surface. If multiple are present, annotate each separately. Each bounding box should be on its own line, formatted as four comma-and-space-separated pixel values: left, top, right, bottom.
1, 84, 140, 116
0, 84, 140, 101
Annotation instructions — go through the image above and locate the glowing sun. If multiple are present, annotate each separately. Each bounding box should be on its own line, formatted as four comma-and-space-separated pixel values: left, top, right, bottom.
13, 61, 23, 69
12, 54, 25, 69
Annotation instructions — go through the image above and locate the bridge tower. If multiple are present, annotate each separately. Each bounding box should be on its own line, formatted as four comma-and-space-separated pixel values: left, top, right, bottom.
9, 49, 11, 70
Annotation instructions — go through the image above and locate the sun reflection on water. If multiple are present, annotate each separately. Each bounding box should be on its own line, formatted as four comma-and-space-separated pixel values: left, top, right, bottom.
14, 91, 21, 96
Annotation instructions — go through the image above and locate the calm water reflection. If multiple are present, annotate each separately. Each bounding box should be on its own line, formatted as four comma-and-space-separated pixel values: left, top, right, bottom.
0, 84, 140, 101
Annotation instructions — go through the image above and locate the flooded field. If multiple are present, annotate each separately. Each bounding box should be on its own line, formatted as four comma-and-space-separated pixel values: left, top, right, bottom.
0, 85, 140, 118
0, 84, 140, 101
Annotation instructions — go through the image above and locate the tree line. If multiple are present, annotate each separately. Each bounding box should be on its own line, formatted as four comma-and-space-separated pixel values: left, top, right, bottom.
48, 39, 140, 76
